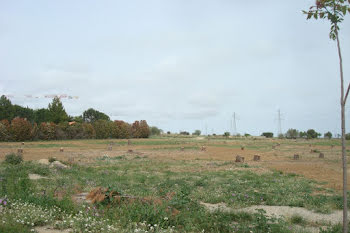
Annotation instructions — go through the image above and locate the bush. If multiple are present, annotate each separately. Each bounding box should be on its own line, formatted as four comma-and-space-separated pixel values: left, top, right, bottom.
180, 131, 190, 135
224, 132, 230, 137
131, 120, 150, 138
324, 131, 332, 139
261, 132, 273, 138
192, 130, 201, 136
306, 129, 321, 139
10, 117, 32, 141
38, 122, 56, 140
0, 119, 11, 141
112, 120, 131, 139
346, 133, 350, 140
4, 153, 23, 165
93, 120, 112, 139
285, 129, 299, 139
150, 126, 162, 136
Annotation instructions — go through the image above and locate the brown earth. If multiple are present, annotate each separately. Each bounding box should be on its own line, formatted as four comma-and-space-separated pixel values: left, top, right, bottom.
0, 138, 347, 191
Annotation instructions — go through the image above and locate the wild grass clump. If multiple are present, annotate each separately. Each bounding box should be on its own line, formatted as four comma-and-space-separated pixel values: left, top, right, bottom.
4, 153, 23, 165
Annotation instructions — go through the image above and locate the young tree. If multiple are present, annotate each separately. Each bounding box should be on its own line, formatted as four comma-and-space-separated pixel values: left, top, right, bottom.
324, 131, 333, 139
82, 108, 110, 123
0, 95, 14, 121
285, 128, 299, 139
48, 97, 68, 124
192, 130, 201, 136
304, 1, 350, 231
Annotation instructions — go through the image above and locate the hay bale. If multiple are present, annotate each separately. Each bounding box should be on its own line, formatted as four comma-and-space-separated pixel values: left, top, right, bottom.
60, 147, 64, 152
319, 153, 324, 159
235, 155, 244, 163
293, 154, 300, 160
253, 155, 261, 161
21, 142, 25, 145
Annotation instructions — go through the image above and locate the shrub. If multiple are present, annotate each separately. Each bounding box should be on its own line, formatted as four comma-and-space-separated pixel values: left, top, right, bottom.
261, 132, 273, 138
131, 120, 150, 138
5, 153, 23, 165
324, 131, 332, 139
150, 126, 162, 136
306, 129, 321, 139
0, 119, 11, 141
82, 123, 96, 139
38, 122, 56, 140
180, 131, 190, 135
48, 157, 56, 163
93, 120, 111, 139
112, 120, 131, 139
223, 132, 230, 137
285, 129, 299, 139
10, 117, 32, 141
346, 133, 350, 140
192, 130, 201, 136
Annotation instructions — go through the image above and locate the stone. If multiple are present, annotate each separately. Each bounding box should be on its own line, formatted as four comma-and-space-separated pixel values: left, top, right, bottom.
50, 161, 68, 169
38, 159, 50, 165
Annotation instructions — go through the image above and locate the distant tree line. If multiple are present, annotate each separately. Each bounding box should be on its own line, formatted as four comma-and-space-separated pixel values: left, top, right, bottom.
0, 95, 153, 141
261, 129, 340, 139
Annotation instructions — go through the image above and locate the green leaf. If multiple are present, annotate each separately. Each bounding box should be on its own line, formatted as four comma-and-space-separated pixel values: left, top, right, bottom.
307, 12, 313, 19
342, 6, 347, 15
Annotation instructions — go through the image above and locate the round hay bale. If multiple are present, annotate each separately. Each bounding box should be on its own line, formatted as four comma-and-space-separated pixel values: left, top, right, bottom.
253, 155, 261, 161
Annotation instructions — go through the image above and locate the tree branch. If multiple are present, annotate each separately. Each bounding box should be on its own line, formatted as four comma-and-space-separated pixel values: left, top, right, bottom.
344, 82, 350, 105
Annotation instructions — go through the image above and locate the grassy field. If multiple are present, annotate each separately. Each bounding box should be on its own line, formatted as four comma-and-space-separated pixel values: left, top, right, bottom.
0, 136, 349, 232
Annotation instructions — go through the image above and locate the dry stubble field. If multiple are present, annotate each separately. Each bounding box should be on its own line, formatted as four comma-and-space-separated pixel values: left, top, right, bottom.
0, 136, 349, 233
0, 136, 347, 191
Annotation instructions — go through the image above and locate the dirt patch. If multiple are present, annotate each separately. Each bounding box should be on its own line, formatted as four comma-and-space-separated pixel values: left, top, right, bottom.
29, 174, 48, 180
200, 202, 346, 225
35, 226, 71, 233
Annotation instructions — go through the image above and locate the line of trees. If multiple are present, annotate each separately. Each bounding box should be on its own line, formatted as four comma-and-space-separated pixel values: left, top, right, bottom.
261, 129, 337, 139
0, 95, 151, 141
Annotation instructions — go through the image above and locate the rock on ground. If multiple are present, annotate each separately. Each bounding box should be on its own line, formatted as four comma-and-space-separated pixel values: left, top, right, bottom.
38, 159, 50, 165
49, 161, 68, 169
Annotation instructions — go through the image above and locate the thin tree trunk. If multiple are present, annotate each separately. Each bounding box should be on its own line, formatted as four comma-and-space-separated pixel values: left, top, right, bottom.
336, 29, 348, 233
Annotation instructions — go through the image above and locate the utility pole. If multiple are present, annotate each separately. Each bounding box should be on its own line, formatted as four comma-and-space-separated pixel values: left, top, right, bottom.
277, 109, 283, 136
232, 113, 237, 136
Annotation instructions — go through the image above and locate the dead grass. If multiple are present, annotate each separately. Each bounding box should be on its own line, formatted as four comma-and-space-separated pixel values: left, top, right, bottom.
0, 138, 348, 191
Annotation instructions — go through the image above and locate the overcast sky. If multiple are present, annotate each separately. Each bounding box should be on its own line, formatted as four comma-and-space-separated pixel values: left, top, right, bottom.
1, 0, 349, 136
